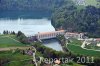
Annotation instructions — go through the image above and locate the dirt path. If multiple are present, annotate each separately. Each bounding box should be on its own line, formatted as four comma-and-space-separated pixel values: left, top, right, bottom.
0, 46, 31, 51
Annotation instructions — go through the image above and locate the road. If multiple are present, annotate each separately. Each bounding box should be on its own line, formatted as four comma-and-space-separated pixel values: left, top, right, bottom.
81, 39, 86, 48
32, 46, 37, 66
0, 46, 38, 66
81, 39, 100, 51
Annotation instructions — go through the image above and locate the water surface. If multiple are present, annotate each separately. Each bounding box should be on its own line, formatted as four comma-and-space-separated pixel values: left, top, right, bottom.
0, 18, 55, 36
43, 39, 63, 51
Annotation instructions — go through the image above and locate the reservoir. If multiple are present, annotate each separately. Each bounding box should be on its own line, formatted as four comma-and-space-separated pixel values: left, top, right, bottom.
0, 18, 55, 36
0, 11, 63, 51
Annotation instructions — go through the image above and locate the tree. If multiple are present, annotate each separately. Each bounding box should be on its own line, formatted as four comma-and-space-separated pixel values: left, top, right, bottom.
17, 31, 23, 37
3, 30, 6, 34
52, 6, 100, 37
12, 31, 16, 35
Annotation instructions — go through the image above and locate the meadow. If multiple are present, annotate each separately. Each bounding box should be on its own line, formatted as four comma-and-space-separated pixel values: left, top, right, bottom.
67, 44, 100, 57
67, 38, 100, 57
0, 51, 33, 66
85, 0, 100, 6
0, 35, 25, 48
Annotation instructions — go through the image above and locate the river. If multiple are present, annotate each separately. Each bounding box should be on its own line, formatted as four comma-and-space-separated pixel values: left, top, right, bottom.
42, 39, 63, 51
0, 11, 63, 51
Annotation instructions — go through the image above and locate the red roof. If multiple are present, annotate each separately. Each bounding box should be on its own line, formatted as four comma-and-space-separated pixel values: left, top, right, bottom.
38, 30, 65, 35
96, 38, 100, 41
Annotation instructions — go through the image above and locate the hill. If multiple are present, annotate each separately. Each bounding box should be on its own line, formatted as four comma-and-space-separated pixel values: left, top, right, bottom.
51, 5, 100, 37
0, 0, 68, 11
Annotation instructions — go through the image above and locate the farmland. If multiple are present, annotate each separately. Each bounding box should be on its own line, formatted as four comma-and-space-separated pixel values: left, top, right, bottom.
0, 51, 33, 66
0, 35, 26, 48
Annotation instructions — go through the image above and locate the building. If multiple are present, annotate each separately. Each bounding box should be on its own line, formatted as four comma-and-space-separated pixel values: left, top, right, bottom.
65, 32, 84, 40
35, 30, 65, 40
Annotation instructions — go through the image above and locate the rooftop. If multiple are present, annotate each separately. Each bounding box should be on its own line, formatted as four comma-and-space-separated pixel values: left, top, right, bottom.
37, 30, 65, 35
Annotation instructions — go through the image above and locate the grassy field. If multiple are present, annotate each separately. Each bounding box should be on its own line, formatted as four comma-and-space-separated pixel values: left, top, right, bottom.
0, 51, 33, 66
61, 62, 84, 66
74, 0, 100, 7
67, 39, 100, 57
5, 60, 34, 66
67, 44, 100, 57
69, 39, 82, 46
85, 44, 100, 50
85, 0, 100, 7
85, 0, 100, 6
0, 35, 25, 48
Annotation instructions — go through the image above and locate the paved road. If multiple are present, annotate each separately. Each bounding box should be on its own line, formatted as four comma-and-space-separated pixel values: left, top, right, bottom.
32, 46, 37, 66
81, 39, 86, 48
81, 39, 100, 51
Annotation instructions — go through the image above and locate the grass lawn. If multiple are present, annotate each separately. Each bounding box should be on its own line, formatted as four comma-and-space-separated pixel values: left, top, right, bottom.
74, 0, 100, 7
67, 44, 100, 57
85, 44, 100, 50
0, 35, 26, 48
67, 38, 100, 57
4, 60, 34, 66
69, 39, 82, 46
61, 62, 84, 66
5, 60, 34, 66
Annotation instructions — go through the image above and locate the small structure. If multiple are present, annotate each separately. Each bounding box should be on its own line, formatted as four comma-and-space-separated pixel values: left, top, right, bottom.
95, 38, 100, 47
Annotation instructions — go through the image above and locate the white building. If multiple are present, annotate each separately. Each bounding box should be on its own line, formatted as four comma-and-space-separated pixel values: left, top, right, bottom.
35, 30, 65, 40
65, 32, 84, 40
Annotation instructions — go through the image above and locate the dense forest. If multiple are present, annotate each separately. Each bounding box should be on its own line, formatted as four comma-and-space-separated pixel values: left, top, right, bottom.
51, 4, 100, 37
0, 0, 68, 11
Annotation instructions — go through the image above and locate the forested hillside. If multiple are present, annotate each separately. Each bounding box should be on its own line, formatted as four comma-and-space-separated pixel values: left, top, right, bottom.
51, 5, 100, 37
0, 0, 68, 11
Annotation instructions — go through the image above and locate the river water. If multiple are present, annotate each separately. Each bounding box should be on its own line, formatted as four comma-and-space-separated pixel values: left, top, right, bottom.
43, 39, 63, 51
0, 11, 63, 51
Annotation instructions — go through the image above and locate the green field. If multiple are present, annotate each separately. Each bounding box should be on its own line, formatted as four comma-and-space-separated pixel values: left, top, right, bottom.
61, 62, 84, 66
67, 39, 100, 57
85, 0, 98, 6
0, 35, 25, 47
85, 44, 100, 50
85, 0, 100, 7
69, 39, 82, 46
67, 44, 100, 57
0, 51, 33, 66
74, 0, 100, 7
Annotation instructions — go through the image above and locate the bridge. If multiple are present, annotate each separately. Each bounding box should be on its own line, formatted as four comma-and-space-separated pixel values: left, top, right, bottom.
35, 30, 65, 40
